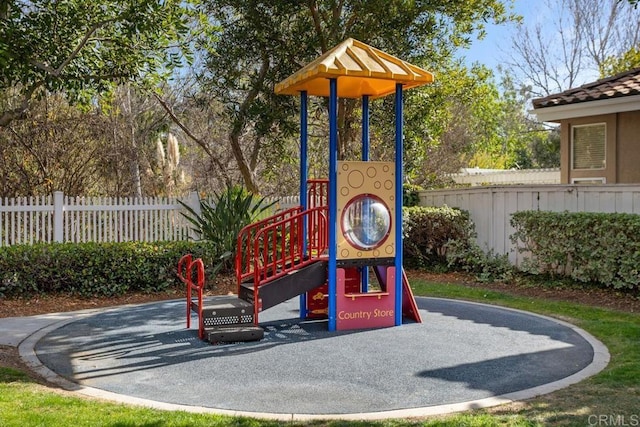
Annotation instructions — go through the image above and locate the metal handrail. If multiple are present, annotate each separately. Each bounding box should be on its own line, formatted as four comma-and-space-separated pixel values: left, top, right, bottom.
252, 207, 328, 285
249, 207, 328, 320
235, 206, 302, 288
180, 255, 206, 339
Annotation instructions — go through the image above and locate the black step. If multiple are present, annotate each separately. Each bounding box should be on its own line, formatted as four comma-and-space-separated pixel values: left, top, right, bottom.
201, 295, 255, 328
206, 324, 264, 343
239, 283, 254, 304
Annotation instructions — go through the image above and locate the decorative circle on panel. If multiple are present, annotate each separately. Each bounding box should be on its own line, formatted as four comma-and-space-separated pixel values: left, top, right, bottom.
341, 195, 392, 251
347, 170, 365, 188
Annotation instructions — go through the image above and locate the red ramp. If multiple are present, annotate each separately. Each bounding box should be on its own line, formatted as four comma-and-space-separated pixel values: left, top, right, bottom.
374, 266, 422, 323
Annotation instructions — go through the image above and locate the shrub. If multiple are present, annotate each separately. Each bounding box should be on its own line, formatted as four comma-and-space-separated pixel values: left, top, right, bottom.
402, 205, 474, 268
180, 185, 275, 268
403, 184, 423, 207
0, 241, 221, 298
511, 210, 640, 290
445, 239, 514, 283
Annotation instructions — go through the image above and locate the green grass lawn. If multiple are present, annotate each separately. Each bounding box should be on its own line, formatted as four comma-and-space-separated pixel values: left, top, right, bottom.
1, 279, 638, 427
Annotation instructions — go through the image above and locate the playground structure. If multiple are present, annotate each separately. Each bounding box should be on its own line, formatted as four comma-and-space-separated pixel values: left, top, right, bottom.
182, 39, 434, 343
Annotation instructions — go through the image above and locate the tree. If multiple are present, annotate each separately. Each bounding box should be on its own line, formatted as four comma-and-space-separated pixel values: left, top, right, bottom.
101, 85, 179, 197
394, 60, 553, 183
508, 0, 640, 97
0, 94, 109, 197
600, 45, 640, 77
0, 0, 194, 127
0, 86, 183, 198
187, 0, 515, 193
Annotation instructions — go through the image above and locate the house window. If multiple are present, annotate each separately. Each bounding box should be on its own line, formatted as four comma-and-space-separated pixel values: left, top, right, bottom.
572, 123, 606, 170
571, 177, 606, 184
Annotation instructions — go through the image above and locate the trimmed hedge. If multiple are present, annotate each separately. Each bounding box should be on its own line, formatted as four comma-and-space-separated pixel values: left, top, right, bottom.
403, 205, 474, 268
0, 205, 478, 297
0, 241, 221, 298
511, 210, 640, 290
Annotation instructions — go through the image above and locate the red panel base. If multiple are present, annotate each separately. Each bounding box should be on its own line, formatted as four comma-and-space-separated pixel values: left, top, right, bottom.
373, 265, 422, 323
336, 267, 395, 331
306, 283, 328, 317
306, 267, 360, 318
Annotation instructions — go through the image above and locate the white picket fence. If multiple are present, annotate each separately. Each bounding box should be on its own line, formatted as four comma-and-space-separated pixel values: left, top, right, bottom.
0, 192, 300, 246
419, 184, 640, 265
12, 185, 640, 264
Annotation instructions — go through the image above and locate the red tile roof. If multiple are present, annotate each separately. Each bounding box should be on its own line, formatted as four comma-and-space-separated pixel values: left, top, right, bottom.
532, 67, 640, 109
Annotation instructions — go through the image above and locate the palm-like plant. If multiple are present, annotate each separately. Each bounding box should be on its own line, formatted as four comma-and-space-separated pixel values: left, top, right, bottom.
179, 186, 276, 267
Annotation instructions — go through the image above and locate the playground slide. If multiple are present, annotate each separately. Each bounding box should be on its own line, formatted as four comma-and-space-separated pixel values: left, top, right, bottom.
373, 265, 422, 323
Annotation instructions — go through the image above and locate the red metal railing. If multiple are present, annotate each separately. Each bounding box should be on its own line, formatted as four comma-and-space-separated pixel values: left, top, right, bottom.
235, 206, 302, 288
250, 207, 328, 320
307, 179, 329, 255
179, 254, 206, 339
252, 206, 328, 286
308, 179, 328, 210
234, 180, 330, 322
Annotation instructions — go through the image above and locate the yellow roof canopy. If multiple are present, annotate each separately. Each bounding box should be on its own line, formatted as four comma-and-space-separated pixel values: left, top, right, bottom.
275, 38, 434, 99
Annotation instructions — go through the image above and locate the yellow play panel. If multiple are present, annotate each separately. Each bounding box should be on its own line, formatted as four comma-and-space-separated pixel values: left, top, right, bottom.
336, 161, 396, 261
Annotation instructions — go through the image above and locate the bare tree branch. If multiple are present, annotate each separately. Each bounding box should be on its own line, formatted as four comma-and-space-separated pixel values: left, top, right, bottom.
155, 93, 211, 158
508, 0, 640, 96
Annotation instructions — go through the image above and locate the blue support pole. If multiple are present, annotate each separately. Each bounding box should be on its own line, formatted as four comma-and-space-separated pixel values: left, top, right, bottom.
328, 79, 338, 332
361, 94, 370, 293
362, 95, 370, 162
394, 83, 403, 326
300, 90, 308, 213
299, 90, 308, 319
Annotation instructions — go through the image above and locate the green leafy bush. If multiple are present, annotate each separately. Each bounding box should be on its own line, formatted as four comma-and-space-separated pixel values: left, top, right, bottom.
180, 185, 275, 267
445, 239, 514, 283
403, 184, 423, 207
0, 241, 220, 298
402, 205, 474, 268
511, 210, 640, 290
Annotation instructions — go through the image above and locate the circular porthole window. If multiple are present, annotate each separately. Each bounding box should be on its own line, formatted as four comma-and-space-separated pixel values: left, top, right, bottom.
341, 195, 391, 250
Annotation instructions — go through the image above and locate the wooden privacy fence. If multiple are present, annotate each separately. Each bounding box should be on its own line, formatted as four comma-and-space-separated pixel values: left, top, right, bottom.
419, 184, 640, 266
0, 192, 300, 246
448, 168, 560, 186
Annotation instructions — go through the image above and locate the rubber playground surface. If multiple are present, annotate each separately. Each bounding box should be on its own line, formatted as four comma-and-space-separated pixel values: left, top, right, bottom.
18, 296, 608, 420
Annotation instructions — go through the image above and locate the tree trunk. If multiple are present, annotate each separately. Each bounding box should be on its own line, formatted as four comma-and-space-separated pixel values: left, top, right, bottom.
125, 86, 143, 198
337, 98, 358, 160
228, 132, 259, 194
226, 55, 271, 194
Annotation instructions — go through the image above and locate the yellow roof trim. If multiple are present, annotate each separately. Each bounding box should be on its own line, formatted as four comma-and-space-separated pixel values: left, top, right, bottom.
275, 38, 434, 98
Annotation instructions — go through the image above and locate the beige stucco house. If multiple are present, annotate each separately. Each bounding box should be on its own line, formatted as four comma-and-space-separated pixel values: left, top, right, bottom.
531, 68, 640, 184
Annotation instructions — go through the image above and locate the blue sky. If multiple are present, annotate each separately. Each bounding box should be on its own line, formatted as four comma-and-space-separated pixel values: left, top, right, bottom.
457, 0, 603, 89
459, 1, 539, 71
